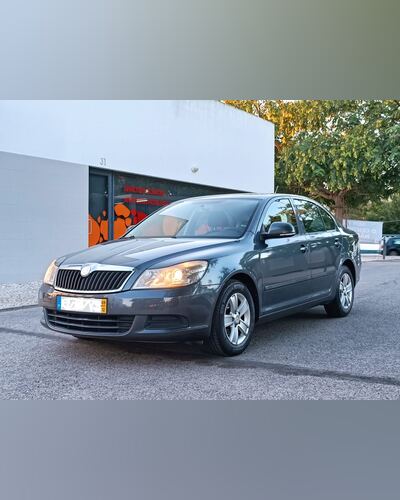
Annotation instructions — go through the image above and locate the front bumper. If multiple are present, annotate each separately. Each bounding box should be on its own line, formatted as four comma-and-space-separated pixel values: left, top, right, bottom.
38, 282, 219, 341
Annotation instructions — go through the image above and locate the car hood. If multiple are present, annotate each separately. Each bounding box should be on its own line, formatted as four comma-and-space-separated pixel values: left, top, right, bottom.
59, 237, 236, 268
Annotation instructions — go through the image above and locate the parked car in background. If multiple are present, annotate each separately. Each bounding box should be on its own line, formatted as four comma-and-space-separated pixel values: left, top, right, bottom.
380, 236, 400, 256
39, 194, 361, 356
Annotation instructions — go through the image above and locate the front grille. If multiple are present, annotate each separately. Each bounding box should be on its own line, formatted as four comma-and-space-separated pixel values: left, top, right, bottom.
46, 310, 134, 334
55, 269, 131, 292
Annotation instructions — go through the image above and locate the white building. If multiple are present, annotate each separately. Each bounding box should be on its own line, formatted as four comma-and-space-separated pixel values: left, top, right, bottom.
0, 100, 274, 283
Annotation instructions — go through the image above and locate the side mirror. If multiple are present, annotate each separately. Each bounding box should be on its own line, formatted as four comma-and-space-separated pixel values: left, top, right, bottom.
260, 222, 296, 240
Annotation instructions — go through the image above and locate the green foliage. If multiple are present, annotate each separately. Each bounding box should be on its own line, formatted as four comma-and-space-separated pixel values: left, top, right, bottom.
224, 100, 400, 221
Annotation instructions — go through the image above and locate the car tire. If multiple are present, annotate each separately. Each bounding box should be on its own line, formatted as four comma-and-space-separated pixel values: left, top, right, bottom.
388, 250, 399, 256
324, 265, 354, 318
204, 279, 256, 356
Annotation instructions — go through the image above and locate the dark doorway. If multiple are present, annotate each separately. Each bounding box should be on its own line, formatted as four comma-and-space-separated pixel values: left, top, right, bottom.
89, 171, 112, 246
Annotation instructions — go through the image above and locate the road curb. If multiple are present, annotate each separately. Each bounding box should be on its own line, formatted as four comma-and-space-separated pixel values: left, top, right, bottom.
0, 304, 40, 313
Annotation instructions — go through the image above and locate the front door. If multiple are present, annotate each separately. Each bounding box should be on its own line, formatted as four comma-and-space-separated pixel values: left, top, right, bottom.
259, 198, 312, 314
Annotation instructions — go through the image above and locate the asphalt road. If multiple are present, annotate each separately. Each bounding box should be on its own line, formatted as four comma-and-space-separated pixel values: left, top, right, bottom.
1, 260, 399, 399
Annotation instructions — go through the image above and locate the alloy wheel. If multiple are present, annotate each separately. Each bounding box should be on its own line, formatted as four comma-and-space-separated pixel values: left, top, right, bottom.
224, 292, 251, 346
339, 272, 353, 311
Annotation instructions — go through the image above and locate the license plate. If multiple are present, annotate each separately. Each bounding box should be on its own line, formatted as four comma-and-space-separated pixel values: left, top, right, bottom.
56, 296, 107, 314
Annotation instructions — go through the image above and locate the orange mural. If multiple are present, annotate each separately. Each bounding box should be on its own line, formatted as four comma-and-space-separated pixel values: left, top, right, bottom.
88, 210, 109, 246
89, 203, 148, 246
88, 215, 100, 246
113, 203, 132, 239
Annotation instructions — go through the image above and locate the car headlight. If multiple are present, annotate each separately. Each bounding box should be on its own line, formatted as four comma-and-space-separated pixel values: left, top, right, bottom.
133, 260, 208, 289
43, 260, 58, 285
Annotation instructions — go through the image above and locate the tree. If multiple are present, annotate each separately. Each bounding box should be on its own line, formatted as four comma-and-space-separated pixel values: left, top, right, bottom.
224, 100, 400, 222
363, 194, 400, 235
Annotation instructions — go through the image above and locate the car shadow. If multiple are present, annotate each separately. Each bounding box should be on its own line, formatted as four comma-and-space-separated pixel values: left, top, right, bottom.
72, 306, 331, 362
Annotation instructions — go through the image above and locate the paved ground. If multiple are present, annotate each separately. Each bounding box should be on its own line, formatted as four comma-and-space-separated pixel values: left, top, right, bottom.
0, 281, 41, 310
0, 260, 399, 399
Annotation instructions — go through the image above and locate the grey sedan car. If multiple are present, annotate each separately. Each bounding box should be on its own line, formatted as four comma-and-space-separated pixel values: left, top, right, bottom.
39, 194, 361, 356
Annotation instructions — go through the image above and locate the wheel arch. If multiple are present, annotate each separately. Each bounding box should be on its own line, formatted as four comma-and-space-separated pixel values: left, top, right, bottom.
342, 258, 356, 285
221, 271, 260, 321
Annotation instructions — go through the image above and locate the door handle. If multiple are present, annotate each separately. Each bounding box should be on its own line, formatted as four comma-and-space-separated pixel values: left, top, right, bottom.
300, 244, 308, 253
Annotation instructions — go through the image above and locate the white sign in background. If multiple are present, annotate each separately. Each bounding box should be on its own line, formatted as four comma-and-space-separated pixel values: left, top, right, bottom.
345, 219, 383, 244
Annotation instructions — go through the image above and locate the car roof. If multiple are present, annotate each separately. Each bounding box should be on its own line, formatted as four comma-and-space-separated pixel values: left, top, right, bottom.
178, 193, 311, 202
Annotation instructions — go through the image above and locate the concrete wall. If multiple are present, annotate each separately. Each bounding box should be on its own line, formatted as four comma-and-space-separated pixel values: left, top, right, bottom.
0, 101, 274, 284
0, 152, 88, 283
0, 100, 274, 193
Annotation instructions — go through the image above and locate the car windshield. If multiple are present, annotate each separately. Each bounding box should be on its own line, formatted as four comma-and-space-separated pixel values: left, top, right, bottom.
123, 198, 260, 239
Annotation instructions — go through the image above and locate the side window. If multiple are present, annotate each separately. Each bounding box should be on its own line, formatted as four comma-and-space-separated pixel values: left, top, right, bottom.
319, 207, 337, 231
294, 200, 325, 233
262, 198, 298, 233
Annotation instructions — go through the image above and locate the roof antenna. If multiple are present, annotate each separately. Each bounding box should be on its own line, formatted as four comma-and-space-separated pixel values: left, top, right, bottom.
274, 185, 279, 193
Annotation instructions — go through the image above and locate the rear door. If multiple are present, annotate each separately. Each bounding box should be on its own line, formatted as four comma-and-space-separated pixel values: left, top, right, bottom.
293, 199, 342, 297
259, 197, 312, 314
